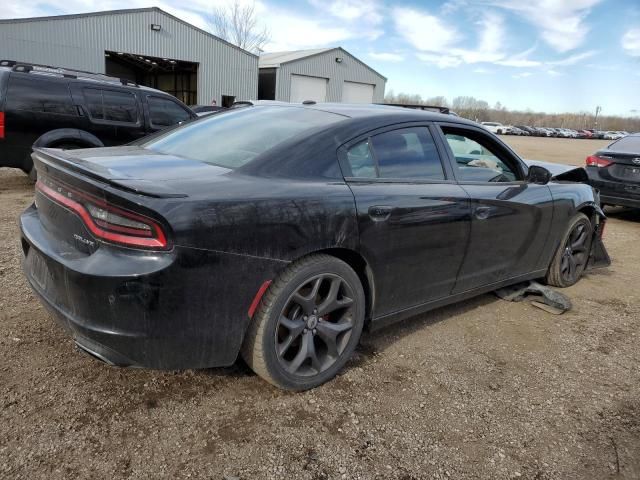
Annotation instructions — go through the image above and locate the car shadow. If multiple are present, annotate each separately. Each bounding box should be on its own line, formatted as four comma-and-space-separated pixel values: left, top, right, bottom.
354, 293, 498, 362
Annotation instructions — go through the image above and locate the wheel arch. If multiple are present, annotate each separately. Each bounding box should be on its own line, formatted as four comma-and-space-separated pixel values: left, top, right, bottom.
303, 247, 375, 325
33, 128, 104, 149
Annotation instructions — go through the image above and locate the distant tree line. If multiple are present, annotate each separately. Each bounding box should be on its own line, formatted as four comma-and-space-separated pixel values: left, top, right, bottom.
383, 90, 640, 132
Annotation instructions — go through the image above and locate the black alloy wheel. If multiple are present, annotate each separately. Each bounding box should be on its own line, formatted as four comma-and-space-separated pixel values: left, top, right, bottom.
241, 254, 365, 390
275, 273, 355, 377
546, 213, 593, 287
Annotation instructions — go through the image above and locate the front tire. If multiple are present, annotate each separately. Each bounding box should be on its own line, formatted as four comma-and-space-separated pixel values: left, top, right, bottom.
546, 213, 593, 287
241, 254, 365, 391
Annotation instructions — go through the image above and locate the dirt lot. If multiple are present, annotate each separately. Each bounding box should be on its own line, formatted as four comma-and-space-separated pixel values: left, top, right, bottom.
503, 136, 610, 166
1, 137, 639, 479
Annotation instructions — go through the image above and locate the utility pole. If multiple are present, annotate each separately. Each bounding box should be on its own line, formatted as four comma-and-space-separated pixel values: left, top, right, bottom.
594, 105, 602, 130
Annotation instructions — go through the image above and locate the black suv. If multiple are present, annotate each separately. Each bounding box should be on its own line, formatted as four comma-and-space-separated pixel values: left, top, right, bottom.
0, 60, 197, 179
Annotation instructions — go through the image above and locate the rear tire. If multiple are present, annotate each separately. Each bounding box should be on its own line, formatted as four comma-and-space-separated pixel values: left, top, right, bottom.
545, 213, 593, 287
241, 254, 365, 391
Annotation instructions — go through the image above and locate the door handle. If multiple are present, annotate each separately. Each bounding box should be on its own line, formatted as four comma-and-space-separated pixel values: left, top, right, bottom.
369, 205, 392, 222
474, 206, 492, 220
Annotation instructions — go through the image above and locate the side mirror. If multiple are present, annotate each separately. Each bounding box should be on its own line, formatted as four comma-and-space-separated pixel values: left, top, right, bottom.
527, 165, 552, 185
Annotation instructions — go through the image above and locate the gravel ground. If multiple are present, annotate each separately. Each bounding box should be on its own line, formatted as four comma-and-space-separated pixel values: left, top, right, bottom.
1, 137, 639, 479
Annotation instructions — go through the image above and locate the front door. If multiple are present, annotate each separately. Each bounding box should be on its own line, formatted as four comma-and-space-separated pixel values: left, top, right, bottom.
436, 124, 554, 293
341, 125, 471, 318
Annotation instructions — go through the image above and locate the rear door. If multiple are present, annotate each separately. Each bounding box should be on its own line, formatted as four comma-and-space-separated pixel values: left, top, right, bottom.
340, 124, 471, 318
435, 123, 554, 293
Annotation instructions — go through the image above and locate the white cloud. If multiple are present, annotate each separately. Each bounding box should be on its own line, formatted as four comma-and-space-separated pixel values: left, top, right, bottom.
548, 50, 597, 66
416, 53, 463, 69
622, 28, 640, 57
512, 72, 533, 78
369, 52, 405, 62
263, 13, 353, 51
393, 7, 459, 52
396, 8, 507, 67
486, 0, 604, 52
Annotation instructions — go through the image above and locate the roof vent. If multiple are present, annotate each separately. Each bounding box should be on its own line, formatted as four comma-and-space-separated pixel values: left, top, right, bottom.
302, 100, 316, 105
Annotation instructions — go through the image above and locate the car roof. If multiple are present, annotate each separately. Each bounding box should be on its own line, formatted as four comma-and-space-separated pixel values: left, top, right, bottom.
249, 101, 477, 126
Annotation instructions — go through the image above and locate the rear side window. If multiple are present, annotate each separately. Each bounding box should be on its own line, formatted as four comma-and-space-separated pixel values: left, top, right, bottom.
346, 127, 445, 180
148, 96, 192, 127
6, 75, 75, 115
83, 88, 138, 123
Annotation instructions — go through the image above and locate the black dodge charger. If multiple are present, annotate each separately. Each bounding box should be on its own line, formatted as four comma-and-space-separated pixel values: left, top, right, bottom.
21, 103, 609, 390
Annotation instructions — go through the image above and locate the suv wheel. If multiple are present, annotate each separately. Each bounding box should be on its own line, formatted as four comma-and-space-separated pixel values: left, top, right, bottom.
241, 254, 365, 390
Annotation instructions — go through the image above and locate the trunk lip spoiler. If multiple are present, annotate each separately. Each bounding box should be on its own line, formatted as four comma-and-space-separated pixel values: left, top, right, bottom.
31, 148, 188, 199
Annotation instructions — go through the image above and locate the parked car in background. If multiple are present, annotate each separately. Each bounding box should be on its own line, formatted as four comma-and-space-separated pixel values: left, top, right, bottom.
515, 125, 536, 136
578, 130, 594, 139
0, 60, 197, 179
586, 133, 640, 209
587, 129, 605, 139
21, 102, 609, 390
508, 126, 528, 136
603, 131, 625, 140
481, 122, 509, 134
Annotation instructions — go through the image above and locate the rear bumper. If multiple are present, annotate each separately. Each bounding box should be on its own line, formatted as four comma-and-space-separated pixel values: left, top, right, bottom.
20, 204, 285, 370
586, 167, 640, 208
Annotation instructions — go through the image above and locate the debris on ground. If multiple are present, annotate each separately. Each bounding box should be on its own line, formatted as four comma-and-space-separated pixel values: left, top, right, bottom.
494, 281, 572, 314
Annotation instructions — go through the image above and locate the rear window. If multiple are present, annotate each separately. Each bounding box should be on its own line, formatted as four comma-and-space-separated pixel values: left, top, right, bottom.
6, 75, 75, 115
609, 135, 640, 151
142, 106, 345, 169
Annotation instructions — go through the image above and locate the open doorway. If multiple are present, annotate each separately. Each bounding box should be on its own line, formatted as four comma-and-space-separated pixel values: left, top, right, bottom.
105, 51, 198, 105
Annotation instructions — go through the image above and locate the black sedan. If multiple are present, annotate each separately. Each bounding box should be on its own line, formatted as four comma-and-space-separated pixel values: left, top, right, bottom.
586, 133, 640, 209
20, 103, 609, 390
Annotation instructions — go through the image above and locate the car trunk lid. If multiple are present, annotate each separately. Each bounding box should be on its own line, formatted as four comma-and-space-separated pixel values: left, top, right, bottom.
594, 149, 640, 183
32, 145, 232, 198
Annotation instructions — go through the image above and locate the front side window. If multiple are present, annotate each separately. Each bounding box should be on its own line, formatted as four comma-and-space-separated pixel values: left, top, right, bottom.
443, 128, 520, 182
148, 96, 192, 127
83, 88, 138, 123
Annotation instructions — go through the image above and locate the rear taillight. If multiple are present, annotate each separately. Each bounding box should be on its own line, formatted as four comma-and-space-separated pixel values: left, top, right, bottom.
0, 112, 5, 139
586, 155, 613, 168
36, 176, 168, 250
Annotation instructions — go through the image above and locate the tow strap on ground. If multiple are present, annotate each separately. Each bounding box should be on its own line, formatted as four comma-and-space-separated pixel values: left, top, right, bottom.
494, 281, 572, 315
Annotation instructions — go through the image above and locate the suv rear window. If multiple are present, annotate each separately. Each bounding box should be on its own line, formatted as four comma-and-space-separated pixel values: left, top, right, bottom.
6, 75, 75, 115
143, 106, 344, 169
83, 88, 138, 123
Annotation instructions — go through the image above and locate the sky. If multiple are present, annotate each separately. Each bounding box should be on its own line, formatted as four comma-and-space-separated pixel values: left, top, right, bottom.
3, 0, 640, 116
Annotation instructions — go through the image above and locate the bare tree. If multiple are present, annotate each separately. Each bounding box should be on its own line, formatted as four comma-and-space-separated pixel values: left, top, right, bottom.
209, 1, 270, 53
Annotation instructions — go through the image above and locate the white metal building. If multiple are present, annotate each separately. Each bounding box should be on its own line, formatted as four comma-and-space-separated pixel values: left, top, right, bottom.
0, 8, 258, 106
258, 48, 386, 104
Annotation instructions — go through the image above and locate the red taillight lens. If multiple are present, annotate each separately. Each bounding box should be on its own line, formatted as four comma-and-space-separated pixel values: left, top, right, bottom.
36, 177, 168, 250
586, 155, 613, 167
0, 112, 5, 139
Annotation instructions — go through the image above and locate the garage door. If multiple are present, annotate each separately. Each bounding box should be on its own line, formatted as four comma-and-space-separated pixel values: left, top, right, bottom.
342, 81, 374, 103
290, 74, 328, 103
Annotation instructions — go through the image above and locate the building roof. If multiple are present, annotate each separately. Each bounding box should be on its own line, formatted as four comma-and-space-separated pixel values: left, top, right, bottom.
259, 47, 387, 80
0, 7, 257, 58
258, 49, 334, 68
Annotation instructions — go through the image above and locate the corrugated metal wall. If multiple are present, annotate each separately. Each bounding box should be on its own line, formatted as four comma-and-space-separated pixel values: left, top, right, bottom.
0, 9, 258, 105
274, 49, 385, 103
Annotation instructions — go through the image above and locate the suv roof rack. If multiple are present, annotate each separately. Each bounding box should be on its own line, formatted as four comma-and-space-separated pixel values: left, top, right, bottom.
0, 59, 139, 87
378, 103, 452, 115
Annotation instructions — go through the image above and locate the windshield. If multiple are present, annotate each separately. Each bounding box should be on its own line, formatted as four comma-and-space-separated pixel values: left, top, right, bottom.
142, 105, 345, 168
